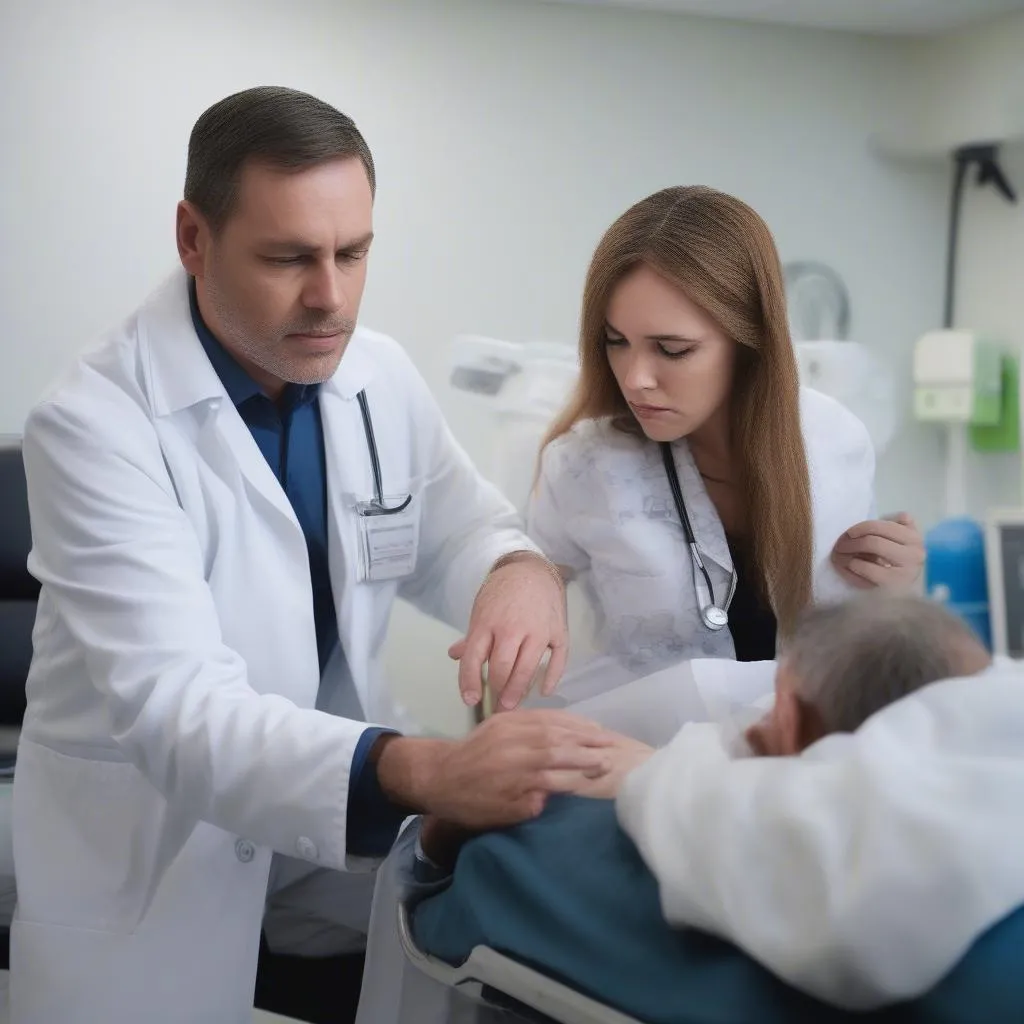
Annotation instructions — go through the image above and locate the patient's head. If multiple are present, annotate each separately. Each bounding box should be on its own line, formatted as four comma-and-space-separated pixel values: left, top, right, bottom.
747, 594, 991, 757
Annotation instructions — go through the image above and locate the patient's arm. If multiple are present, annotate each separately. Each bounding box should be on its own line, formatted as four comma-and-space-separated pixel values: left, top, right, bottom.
418, 815, 475, 873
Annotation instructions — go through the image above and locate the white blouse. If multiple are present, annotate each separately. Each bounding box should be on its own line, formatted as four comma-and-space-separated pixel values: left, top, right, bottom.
527, 387, 875, 702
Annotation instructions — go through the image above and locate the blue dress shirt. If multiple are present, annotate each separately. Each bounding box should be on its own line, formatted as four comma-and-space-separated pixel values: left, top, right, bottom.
189, 281, 407, 856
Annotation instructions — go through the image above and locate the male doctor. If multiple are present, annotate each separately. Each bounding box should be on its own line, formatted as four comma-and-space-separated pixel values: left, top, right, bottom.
10, 86, 617, 1024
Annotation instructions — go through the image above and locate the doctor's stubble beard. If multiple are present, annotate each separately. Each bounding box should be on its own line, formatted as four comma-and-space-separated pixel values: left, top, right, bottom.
204, 277, 356, 387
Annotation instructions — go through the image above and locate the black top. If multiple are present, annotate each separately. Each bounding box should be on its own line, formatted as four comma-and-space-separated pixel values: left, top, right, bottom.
726, 537, 778, 662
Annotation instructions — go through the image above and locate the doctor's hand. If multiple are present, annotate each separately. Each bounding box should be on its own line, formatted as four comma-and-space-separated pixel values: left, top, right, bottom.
417, 730, 651, 868
450, 551, 568, 711
831, 513, 925, 592
376, 710, 617, 831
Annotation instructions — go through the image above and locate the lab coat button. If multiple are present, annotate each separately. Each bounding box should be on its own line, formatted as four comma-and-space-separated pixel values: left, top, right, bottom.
234, 839, 255, 864
296, 836, 318, 861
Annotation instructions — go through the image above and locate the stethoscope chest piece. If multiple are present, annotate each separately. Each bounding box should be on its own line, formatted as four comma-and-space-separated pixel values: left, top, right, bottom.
701, 604, 729, 631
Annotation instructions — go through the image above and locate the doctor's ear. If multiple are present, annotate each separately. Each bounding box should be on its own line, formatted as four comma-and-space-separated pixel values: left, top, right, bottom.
176, 201, 212, 276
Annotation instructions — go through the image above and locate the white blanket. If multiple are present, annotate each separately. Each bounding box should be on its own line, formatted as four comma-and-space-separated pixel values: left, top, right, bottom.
616, 662, 1024, 1009
538, 656, 777, 748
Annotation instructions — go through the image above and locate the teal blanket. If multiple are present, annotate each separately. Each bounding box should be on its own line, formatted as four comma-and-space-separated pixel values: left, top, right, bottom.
412, 796, 1024, 1023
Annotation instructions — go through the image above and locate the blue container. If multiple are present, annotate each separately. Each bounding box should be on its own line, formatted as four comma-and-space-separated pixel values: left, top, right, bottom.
924, 516, 991, 649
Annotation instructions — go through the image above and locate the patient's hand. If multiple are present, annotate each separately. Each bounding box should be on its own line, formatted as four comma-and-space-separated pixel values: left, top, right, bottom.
569, 736, 655, 800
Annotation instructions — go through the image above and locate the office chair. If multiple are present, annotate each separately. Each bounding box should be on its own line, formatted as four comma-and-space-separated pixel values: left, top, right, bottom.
0, 441, 36, 971
0, 442, 33, 731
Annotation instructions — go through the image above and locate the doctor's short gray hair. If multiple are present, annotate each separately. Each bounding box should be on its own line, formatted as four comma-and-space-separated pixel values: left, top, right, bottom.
184, 86, 375, 232
785, 594, 990, 734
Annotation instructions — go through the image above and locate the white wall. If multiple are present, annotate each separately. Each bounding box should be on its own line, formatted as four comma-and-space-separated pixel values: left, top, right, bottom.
878, 10, 1024, 157
0, 0, 950, 735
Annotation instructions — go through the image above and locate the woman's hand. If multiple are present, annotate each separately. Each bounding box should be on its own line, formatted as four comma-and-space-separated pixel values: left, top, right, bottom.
831, 513, 925, 591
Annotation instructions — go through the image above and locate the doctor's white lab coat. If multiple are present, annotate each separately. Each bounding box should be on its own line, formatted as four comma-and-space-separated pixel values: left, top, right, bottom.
10, 272, 530, 1024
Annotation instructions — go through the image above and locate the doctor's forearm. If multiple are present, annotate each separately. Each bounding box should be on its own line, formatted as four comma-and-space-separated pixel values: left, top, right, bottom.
371, 733, 449, 814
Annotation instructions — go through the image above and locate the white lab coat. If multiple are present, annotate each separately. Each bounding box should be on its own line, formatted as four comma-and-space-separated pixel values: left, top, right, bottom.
10, 272, 531, 1024
617, 661, 1024, 1010
528, 388, 874, 701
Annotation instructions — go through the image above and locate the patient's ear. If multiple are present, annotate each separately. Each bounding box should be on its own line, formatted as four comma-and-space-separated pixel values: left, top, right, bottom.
746, 660, 805, 757
789, 689, 830, 752
758, 659, 804, 756
746, 671, 828, 757
773, 659, 831, 755
769, 686, 805, 757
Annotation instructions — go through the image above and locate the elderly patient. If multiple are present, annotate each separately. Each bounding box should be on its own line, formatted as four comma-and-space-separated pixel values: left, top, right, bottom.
742, 591, 991, 756
406, 595, 1024, 1023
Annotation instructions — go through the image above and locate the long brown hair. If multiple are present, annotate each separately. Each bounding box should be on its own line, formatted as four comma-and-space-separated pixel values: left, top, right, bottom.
542, 185, 813, 636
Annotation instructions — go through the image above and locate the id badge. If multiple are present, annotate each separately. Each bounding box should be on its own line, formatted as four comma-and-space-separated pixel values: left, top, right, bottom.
356, 497, 420, 582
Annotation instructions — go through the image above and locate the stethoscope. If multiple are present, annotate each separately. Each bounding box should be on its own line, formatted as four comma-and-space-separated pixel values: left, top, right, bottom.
659, 443, 730, 632
356, 390, 412, 516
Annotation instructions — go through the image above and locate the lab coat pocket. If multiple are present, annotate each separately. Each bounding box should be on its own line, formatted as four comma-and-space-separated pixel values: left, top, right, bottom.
13, 738, 191, 933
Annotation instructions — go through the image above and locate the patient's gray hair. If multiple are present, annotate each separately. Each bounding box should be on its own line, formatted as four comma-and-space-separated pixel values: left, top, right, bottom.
785, 594, 989, 734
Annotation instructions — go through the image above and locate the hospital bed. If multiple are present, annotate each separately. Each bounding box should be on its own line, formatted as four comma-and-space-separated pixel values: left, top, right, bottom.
384, 886, 1024, 1024
357, 791, 1024, 1024
356, 822, 645, 1024
394, 899, 640, 1024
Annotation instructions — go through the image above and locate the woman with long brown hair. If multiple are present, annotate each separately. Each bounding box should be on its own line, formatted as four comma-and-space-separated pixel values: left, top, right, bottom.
523, 186, 923, 706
